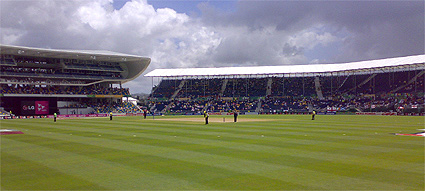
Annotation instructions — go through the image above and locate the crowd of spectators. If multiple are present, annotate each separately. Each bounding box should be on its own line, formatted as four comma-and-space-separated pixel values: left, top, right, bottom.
270, 77, 316, 97
97, 101, 140, 114
146, 100, 171, 113
145, 70, 424, 114
144, 98, 259, 114
168, 100, 208, 114
0, 84, 130, 96
176, 78, 223, 98
150, 70, 423, 100
151, 79, 182, 98
261, 97, 310, 113
1, 55, 124, 81
57, 99, 141, 114
223, 78, 268, 97
259, 92, 424, 114
207, 98, 259, 112
1, 66, 122, 80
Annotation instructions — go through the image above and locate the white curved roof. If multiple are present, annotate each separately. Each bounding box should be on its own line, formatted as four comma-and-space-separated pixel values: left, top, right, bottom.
1, 44, 151, 83
145, 54, 425, 77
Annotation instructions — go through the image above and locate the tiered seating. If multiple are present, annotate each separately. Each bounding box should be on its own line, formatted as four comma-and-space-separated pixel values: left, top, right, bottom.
144, 69, 424, 114
207, 99, 258, 112
151, 79, 181, 98
176, 78, 223, 98
0, 56, 16, 66
0, 84, 130, 96
91, 101, 140, 114
169, 100, 208, 114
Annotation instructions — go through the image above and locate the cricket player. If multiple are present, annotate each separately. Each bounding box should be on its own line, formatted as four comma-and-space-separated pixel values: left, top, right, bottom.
204, 111, 209, 125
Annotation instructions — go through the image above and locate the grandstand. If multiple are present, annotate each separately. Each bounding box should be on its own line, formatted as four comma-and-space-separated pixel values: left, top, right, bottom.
0, 44, 151, 117
145, 55, 425, 115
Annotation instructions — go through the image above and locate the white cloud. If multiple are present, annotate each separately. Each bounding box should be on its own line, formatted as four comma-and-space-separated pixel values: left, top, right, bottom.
288, 28, 339, 50
0, 0, 340, 93
77, 1, 112, 30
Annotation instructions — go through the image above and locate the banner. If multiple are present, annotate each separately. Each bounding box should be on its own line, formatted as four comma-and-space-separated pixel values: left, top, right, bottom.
47, 113, 108, 118
35, 101, 49, 114
21, 101, 49, 115
355, 112, 397, 115
21, 101, 36, 115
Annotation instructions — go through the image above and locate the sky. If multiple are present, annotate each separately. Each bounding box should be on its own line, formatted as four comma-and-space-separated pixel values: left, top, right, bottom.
1, 0, 424, 94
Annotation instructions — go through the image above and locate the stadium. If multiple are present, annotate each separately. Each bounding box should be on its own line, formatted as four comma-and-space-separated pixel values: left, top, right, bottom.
1, 44, 424, 190
144, 54, 424, 116
0, 44, 151, 118
1, 44, 423, 118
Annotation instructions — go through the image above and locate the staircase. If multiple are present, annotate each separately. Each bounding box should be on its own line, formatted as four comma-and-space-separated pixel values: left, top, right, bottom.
358, 74, 377, 88
347, 73, 377, 93
314, 77, 324, 100
391, 70, 425, 93
219, 79, 228, 97
171, 80, 186, 99
266, 78, 273, 96
338, 75, 350, 90
255, 98, 263, 113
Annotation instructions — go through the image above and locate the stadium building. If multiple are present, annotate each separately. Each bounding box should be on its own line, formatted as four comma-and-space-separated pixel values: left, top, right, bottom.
0, 44, 151, 117
145, 55, 425, 115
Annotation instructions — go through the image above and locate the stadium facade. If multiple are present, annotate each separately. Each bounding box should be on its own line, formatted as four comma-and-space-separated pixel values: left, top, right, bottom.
145, 55, 424, 115
0, 44, 151, 117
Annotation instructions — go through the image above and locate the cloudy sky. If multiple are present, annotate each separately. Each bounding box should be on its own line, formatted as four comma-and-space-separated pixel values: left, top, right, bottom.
1, 0, 424, 94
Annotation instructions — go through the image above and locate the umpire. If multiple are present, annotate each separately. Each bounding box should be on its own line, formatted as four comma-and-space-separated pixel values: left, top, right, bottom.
233, 110, 238, 122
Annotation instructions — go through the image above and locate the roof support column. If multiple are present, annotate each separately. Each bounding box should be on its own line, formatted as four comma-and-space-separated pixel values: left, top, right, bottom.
302, 74, 305, 97
372, 71, 375, 95
414, 69, 417, 93
282, 77, 285, 97
246, 77, 248, 97
330, 74, 333, 98
354, 74, 357, 95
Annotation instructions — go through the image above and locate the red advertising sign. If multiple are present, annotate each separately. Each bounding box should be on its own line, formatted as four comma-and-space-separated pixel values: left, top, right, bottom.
35, 101, 49, 114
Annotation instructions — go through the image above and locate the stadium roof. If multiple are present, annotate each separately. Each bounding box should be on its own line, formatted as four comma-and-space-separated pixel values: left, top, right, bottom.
1, 44, 151, 83
0, 44, 146, 62
145, 54, 425, 78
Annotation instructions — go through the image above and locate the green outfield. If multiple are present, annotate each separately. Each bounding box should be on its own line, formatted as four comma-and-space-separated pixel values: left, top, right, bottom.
1, 114, 424, 190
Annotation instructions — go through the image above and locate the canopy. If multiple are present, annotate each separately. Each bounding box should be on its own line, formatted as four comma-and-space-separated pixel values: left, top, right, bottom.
145, 54, 425, 78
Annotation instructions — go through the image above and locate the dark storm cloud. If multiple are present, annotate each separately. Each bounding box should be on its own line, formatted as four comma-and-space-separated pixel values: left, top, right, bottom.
199, 1, 315, 31
200, 1, 424, 63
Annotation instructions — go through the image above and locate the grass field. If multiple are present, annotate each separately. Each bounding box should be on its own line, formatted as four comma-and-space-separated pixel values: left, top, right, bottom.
1, 114, 424, 190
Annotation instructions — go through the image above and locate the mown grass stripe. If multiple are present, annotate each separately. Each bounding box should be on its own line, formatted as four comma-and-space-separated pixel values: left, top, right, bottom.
1, 153, 106, 190
1, 115, 423, 190
60, 119, 422, 157
3, 134, 315, 190
74, 116, 422, 147
2, 138, 213, 190
5, 118, 423, 174
15, 128, 417, 190
53, 118, 421, 149
20, 125, 425, 187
